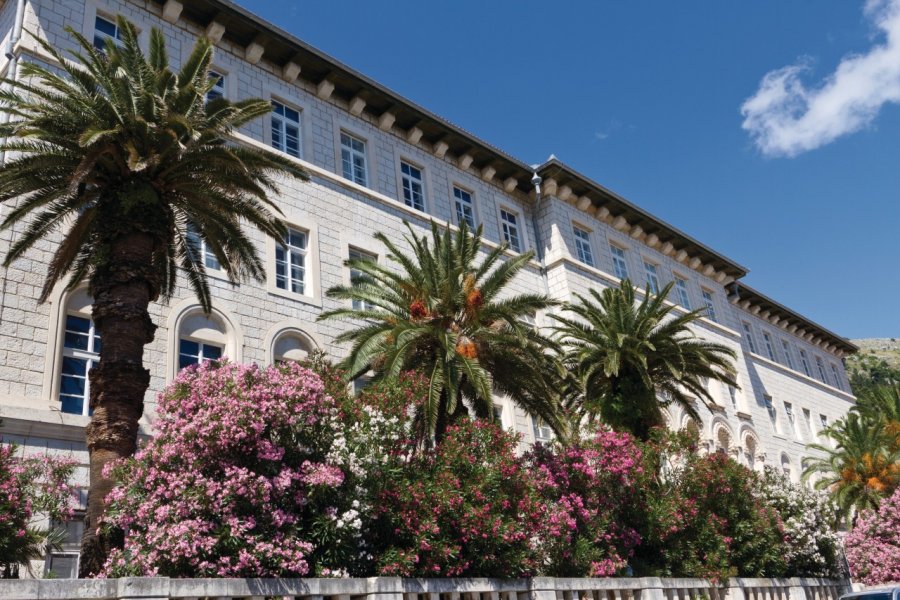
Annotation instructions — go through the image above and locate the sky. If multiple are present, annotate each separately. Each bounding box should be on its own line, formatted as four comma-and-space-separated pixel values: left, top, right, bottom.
236, 0, 900, 339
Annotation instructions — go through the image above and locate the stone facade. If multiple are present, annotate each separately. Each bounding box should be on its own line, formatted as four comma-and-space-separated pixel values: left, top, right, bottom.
0, 0, 857, 577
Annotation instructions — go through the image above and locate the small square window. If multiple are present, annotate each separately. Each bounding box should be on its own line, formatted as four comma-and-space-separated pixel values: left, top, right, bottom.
573, 226, 595, 267
500, 209, 522, 252
341, 132, 368, 186
93, 15, 122, 51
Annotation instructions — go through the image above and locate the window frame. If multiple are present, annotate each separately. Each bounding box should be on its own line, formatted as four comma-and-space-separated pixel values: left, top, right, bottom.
451, 184, 478, 230
674, 275, 692, 309
780, 339, 796, 370
799, 348, 812, 377
742, 322, 757, 354
59, 314, 101, 417
398, 159, 428, 212
762, 332, 777, 362
499, 206, 524, 253
206, 68, 227, 102
340, 130, 369, 187
815, 356, 828, 383
347, 246, 379, 312
177, 338, 224, 371
165, 301, 242, 382
186, 223, 228, 279
572, 224, 595, 267
701, 288, 718, 322
265, 217, 322, 306
830, 363, 843, 390
609, 244, 630, 280
642, 259, 661, 295
92, 13, 123, 51
270, 99, 303, 159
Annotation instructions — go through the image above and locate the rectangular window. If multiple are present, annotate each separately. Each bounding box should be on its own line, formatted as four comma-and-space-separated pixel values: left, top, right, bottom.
764, 395, 777, 430
453, 186, 476, 229
60, 315, 101, 416
727, 385, 738, 410
340, 132, 368, 186
400, 161, 425, 211
93, 15, 122, 51
178, 339, 222, 371
271, 101, 301, 158
643, 261, 660, 294
610, 245, 629, 280
532, 415, 554, 443
763, 332, 777, 361
781, 340, 795, 370
207, 71, 225, 102
573, 226, 595, 267
44, 516, 84, 578
815, 356, 828, 383
349, 248, 377, 312
799, 349, 812, 377
500, 209, 522, 252
742, 322, 757, 354
275, 227, 308, 295
784, 401, 796, 436
803, 408, 813, 439
674, 277, 691, 309
819, 414, 828, 431
701, 289, 718, 322
830, 364, 842, 390
186, 224, 221, 271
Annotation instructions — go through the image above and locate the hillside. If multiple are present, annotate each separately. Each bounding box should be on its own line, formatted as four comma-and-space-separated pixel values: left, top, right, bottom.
846, 338, 900, 394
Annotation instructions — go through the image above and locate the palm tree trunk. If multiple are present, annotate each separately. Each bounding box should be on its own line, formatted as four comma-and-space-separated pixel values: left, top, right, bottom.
78, 232, 158, 577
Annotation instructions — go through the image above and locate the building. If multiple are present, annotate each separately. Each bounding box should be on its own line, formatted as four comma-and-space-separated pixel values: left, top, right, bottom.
0, 0, 857, 577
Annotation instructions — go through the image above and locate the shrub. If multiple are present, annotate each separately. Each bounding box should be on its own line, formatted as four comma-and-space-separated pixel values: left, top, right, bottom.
846, 487, 900, 585
367, 419, 544, 577
758, 468, 843, 577
101, 361, 346, 577
0, 439, 77, 577
524, 427, 645, 577
637, 431, 787, 581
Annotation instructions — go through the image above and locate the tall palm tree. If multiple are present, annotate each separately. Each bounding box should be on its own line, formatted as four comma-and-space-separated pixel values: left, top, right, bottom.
803, 412, 900, 524
0, 19, 306, 574
552, 279, 737, 440
319, 221, 564, 444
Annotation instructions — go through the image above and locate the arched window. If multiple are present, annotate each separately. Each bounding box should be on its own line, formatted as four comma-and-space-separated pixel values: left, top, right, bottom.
781, 453, 794, 481
273, 331, 313, 363
59, 290, 98, 416
177, 311, 226, 371
715, 424, 732, 455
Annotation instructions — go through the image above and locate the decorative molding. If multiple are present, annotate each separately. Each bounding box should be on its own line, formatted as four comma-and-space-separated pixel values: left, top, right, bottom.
348, 95, 366, 117
245, 35, 265, 65
377, 111, 395, 131
433, 139, 449, 159
205, 18, 226, 44
481, 165, 496, 182
503, 177, 518, 193
282, 60, 301, 82
576, 196, 592, 211
458, 153, 474, 170
612, 215, 628, 230
557, 185, 573, 201
629, 225, 643, 239
316, 78, 335, 100
542, 178, 558, 196
161, 0, 183, 23
645, 233, 659, 248
406, 126, 423, 145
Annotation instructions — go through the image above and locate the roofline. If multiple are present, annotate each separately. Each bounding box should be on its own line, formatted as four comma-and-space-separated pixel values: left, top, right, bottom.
726, 282, 858, 355
536, 157, 749, 279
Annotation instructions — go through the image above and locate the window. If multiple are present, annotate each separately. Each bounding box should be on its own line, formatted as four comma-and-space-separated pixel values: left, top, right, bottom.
275, 228, 308, 295
727, 385, 738, 410
272, 330, 314, 364
764, 395, 777, 429
819, 414, 828, 432
763, 332, 777, 361
781, 340, 795, 370
178, 339, 222, 370
493, 404, 504, 427
815, 356, 828, 383
353, 373, 374, 395
674, 277, 691, 309
453, 186, 476, 229
701, 289, 718, 322
340, 132, 368, 186
610, 245, 629, 280
271, 101, 301, 158
44, 515, 84, 578
799, 349, 812, 377
784, 401, 796, 436
400, 161, 425, 211
348, 248, 377, 311
532, 415, 554, 443
643, 261, 660, 294
573, 226, 595, 267
500, 209, 522, 252
207, 71, 225, 102
742, 322, 757, 354
830, 363, 842, 390
803, 408, 813, 439
60, 315, 101, 416
186, 224, 221, 271
93, 15, 122, 51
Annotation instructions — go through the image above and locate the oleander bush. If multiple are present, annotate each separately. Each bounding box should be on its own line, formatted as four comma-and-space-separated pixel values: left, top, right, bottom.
97, 361, 836, 580
0, 439, 77, 578
845, 487, 900, 585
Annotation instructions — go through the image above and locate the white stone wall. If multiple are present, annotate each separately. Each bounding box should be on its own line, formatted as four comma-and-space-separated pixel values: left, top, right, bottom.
0, 0, 855, 484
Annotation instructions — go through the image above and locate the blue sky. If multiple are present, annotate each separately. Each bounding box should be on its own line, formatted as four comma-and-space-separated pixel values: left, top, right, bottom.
237, 1, 899, 339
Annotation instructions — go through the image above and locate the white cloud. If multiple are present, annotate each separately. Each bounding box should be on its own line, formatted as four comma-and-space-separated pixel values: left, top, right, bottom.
741, 0, 900, 157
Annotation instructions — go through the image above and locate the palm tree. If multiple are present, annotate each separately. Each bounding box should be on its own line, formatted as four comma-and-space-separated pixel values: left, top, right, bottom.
0, 19, 306, 574
803, 412, 900, 524
552, 279, 737, 440
319, 221, 564, 444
